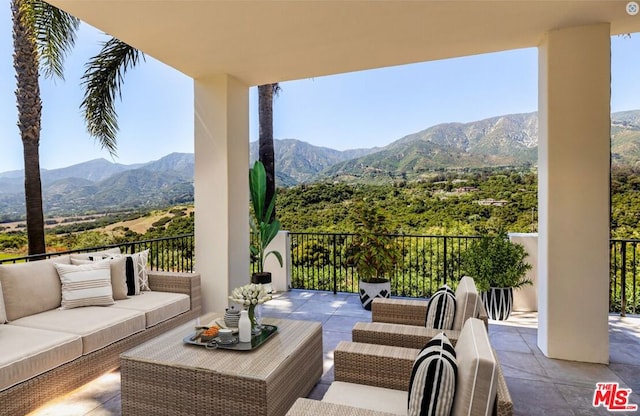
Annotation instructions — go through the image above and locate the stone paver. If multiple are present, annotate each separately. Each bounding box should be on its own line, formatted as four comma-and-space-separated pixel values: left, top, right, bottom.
27, 291, 640, 416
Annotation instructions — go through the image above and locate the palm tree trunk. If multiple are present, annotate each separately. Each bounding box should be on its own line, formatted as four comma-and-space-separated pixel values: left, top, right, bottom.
258, 83, 276, 220
12, 0, 46, 255
22, 141, 46, 255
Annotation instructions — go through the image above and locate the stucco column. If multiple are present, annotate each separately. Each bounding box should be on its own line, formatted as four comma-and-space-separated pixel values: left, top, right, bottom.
538, 23, 610, 363
266, 231, 291, 292
508, 233, 538, 312
194, 75, 249, 313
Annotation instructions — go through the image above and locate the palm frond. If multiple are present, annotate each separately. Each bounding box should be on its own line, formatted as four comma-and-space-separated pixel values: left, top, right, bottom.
272, 83, 281, 97
21, 0, 79, 80
80, 38, 144, 155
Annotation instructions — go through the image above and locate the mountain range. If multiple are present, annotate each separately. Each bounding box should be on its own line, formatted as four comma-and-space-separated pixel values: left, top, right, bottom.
0, 153, 194, 219
1, 110, 640, 219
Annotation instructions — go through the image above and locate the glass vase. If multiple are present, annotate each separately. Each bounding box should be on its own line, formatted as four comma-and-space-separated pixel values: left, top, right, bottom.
247, 303, 262, 335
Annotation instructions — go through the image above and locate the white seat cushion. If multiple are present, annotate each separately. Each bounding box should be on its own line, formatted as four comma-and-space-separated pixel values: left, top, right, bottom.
10, 307, 145, 355
453, 276, 480, 330
0, 282, 7, 324
111, 291, 190, 327
322, 381, 406, 415
452, 318, 497, 416
0, 325, 82, 391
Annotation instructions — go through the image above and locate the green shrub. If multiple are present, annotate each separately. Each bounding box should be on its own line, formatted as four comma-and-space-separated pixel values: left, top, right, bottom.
460, 229, 532, 292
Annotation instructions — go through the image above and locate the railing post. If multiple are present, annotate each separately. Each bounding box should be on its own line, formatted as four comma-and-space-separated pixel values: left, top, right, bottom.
443, 237, 448, 286
331, 234, 338, 295
610, 241, 615, 313
621, 242, 627, 317
633, 242, 638, 315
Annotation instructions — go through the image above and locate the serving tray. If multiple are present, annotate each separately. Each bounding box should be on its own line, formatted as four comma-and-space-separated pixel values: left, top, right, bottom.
183, 324, 278, 351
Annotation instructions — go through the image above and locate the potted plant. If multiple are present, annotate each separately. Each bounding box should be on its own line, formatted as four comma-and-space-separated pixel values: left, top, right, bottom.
249, 161, 283, 285
347, 201, 402, 310
460, 228, 533, 320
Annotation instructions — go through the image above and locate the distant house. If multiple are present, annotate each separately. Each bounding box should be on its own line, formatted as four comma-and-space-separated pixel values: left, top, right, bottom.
476, 198, 509, 207
454, 186, 478, 194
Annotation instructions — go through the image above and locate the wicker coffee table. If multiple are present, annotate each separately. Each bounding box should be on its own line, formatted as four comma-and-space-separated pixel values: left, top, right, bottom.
120, 312, 323, 416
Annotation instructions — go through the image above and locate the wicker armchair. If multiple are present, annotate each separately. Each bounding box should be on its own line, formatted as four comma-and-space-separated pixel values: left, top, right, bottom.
352, 276, 488, 349
335, 342, 512, 416
287, 319, 513, 416
287, 399, 397, 416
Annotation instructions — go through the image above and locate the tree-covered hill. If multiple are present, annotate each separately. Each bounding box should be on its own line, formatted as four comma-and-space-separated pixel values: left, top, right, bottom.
4, 165, 640, 257
277, 168, 538, 235
4, 109, 640, 229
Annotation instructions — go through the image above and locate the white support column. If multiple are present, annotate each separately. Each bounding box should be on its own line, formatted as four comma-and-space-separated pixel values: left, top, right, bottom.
266, 231, 291, 292
194, 75, 249, 314
508, 233, 538, 312
538, 23, 610, 363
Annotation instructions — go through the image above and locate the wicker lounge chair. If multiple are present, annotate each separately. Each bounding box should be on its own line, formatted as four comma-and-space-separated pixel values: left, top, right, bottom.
352, 276, 488, 349
287, 318, 513, 416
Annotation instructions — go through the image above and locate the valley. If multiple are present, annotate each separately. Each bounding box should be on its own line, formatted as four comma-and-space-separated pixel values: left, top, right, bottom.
2, 109, 640, 257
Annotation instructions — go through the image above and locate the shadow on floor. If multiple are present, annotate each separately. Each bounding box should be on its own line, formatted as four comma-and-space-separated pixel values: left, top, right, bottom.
28, 290, 640, 416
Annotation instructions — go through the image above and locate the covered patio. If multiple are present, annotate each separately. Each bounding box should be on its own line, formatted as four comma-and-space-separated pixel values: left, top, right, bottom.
29, 290, 640, 415
45, 0, 640, 366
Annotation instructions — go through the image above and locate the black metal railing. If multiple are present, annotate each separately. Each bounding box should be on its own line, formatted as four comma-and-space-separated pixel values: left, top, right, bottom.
0, 234, 195, 273
1, 233, 638, 315
610, 239, 640, 316
291, 233, 640, 315
289, 232, 479, 298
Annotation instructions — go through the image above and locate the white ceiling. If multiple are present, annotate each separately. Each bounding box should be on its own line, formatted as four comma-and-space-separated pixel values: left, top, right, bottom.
48, 1, 640, 86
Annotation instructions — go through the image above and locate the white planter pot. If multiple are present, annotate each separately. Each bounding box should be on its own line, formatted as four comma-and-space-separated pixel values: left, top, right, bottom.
359, 279, 391, 311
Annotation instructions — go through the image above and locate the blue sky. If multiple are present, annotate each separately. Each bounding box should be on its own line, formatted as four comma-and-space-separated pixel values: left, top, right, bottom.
1, 5, 640, 172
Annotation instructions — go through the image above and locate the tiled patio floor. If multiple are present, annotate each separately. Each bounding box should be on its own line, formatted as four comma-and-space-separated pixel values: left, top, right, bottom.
28, 290, 640, 416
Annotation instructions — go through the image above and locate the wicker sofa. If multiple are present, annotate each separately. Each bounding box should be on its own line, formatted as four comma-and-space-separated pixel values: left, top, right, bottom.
0, 253, 201, 416
352, 276, 488, 349
287, 318, 513, 416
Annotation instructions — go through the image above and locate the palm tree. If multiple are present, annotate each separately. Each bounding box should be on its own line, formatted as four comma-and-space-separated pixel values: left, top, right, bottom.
80, 38, 143, 155
83, 52, 277, 223
258, 83, 280, 220
11, 0, 79, 255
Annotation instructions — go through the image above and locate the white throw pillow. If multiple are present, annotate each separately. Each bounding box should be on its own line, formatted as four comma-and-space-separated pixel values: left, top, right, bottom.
69, 247, 121, 263
55, 260, 115, 309
130, 249, 150, 292
71, 255, 129, 300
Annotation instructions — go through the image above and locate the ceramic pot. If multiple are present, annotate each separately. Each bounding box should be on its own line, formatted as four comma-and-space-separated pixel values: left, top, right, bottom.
481, 287, 513, 320
251, 272, 272, 284
358, 278, 391, 311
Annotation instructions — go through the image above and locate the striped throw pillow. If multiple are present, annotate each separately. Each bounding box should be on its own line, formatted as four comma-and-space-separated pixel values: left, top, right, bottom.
408, 332, 457, 416
425, 284, 456, 329
55, 261, 115, 309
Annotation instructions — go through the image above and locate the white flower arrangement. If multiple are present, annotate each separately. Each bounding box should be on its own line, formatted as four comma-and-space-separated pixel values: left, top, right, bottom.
229, 283, 272, 306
